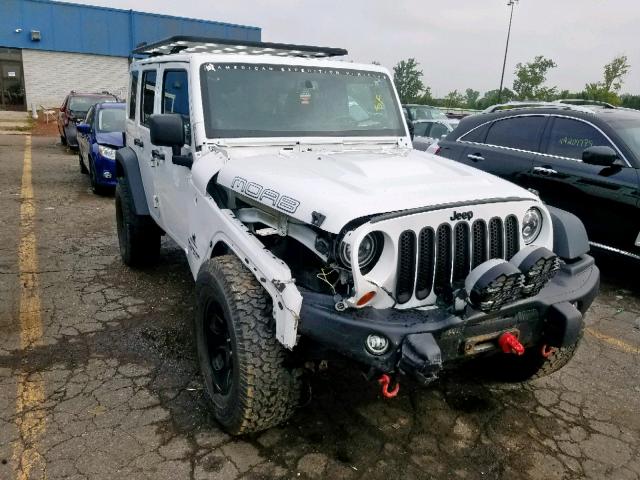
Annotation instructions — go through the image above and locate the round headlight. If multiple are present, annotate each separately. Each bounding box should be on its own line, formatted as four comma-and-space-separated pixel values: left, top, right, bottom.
522, 207, 543, 244
339, 232, 383, 273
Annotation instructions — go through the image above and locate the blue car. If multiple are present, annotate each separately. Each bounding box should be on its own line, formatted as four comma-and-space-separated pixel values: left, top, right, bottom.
77, 102, 126, 194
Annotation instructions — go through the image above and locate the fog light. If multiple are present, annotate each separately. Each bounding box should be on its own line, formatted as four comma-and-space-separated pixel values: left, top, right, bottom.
103, 171, 112, 179
465, 259, 525, 312
366, 334, 389, 355
509, 246, 560, 296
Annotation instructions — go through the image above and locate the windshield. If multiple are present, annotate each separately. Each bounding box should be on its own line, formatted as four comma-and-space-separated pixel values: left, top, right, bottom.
69, 95, 115, 113
200, 63, 405, 138
409, 106, 448, 121
97, 108, 125, 133
607, 115, 640, 162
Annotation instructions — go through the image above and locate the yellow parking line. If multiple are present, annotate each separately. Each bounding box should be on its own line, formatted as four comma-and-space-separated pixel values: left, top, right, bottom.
11, 135, 47, 480
586, 327, 640, 355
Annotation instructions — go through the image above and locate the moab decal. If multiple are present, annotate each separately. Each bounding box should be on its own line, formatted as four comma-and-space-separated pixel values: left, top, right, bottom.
231, 176, 301, 214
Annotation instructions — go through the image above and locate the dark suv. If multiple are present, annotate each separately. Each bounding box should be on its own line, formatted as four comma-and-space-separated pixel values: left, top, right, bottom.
57, 91, 118, 148
436, 106, 640, 260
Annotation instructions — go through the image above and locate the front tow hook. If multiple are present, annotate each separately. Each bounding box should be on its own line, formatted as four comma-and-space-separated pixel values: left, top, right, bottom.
498, 332, 525, 355
378, 374, 400, 398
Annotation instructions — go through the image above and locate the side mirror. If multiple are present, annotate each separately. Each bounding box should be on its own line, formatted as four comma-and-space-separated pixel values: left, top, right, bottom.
149, 113, 184, 148
582, 146, 617, 166
77, 123, 90, 134
149, 113, 193, 169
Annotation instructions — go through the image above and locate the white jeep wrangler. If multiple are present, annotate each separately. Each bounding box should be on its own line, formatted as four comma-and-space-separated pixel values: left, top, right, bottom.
115, 36, 600, 435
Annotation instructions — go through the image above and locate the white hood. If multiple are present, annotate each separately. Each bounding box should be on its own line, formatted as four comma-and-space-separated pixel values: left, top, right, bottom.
216, 148, 537, 234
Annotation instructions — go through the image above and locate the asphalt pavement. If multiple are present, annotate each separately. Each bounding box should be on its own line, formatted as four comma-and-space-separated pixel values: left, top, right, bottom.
0, 133, 639, 480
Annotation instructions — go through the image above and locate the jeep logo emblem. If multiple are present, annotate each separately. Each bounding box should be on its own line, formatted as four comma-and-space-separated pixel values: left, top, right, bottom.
450, 210, 474, 221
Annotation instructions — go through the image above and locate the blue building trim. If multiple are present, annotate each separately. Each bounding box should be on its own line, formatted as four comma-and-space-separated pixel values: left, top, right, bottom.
0, 0, 261, 57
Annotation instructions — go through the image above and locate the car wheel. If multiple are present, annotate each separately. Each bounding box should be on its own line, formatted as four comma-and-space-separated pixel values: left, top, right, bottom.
195, 255, 301, 435
79, 151, 88, 174
115, 177, 160, 266
88, 156, 110, 195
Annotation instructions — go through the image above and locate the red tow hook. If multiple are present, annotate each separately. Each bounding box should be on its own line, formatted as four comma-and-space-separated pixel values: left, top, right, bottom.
498, 332, 525, 356
541, 344, 556, 358
378, 374, 400, 399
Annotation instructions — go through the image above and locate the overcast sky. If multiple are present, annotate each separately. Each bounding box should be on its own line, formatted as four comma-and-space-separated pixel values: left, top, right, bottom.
71, 0, 639, 97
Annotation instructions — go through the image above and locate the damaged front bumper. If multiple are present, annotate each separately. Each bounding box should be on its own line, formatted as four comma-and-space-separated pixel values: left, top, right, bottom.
298, 254, 599, 383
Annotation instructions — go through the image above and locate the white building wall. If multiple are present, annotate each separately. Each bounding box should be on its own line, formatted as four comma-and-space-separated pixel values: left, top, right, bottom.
22, 49, 129, 109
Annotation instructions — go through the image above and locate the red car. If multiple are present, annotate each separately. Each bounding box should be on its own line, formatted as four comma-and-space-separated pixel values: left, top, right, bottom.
57, 91, 118, 148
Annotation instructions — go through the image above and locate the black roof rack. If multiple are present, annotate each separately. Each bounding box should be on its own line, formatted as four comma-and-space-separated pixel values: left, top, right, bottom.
132, 35, 348, 58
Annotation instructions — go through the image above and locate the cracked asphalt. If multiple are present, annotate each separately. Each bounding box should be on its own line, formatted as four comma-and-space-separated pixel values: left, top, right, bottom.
0, 133, 639, 480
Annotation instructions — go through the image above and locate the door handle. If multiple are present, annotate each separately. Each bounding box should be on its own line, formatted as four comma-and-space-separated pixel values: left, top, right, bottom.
533, 166, 558, 175
134, 138, 144, 147
151, 149, 165, 160
467, 153, 484, 162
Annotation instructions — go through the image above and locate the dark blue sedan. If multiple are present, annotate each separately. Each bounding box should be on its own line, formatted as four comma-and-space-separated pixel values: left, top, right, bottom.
77, 102, 125, 194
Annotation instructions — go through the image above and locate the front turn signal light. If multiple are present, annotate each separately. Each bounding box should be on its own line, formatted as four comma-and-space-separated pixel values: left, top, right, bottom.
356, 291, 377, 307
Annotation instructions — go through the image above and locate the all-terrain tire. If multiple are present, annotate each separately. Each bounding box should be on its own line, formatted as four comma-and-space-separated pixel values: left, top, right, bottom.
195, 255, 300, 435
490, 329, 583, 382
79, 151, 88, 174
115, 177, 160, 266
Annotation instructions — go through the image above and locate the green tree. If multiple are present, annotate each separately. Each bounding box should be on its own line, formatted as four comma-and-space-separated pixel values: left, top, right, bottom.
393, 58, 425, 103
620, 93, 640, 110
603, 55, 630, 92
476, 88, 515, 110
443, 90, 466, 108
416, 86, 433, 105
583, 55, 630, 105
512, 56, 557, 100
464, 88, 480, 109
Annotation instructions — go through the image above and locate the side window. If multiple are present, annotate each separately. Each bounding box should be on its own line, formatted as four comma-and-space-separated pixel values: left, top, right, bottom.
128, 71, 138, 120
162, 70, 191, 144
546, 117, 613, 160
429, 122, 449, 139
484, 116, 546, 151
140, 70, 157, 127
413, 123, 429, 137
459, 122, 489, 143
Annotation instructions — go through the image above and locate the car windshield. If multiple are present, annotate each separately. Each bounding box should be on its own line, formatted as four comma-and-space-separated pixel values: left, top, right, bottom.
409, 106, 448, 121
97, 108, 125, 133
69, 95, 114, 113
200, 63, 405, 138
606, 115, 640, 161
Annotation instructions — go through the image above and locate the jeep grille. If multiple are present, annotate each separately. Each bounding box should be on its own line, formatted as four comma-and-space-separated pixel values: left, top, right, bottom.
395, 215, 520, 304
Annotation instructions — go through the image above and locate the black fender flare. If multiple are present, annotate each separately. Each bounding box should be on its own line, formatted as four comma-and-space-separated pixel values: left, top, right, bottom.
115, 147, 150, 216
547, 206, 589, 260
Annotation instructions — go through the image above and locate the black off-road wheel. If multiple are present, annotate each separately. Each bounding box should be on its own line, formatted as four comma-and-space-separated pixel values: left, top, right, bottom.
195, 255, 300, 435
78, 151, 88, 174
490, 329, 583, 382
115, 177, 160, 266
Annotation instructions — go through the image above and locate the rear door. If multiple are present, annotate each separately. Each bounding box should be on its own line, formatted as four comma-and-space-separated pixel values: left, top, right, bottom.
530, 116, 640, 253
457, 115, 547, 187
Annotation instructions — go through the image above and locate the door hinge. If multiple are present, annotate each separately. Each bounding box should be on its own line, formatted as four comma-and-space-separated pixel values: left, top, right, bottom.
153, 195, 159, 208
